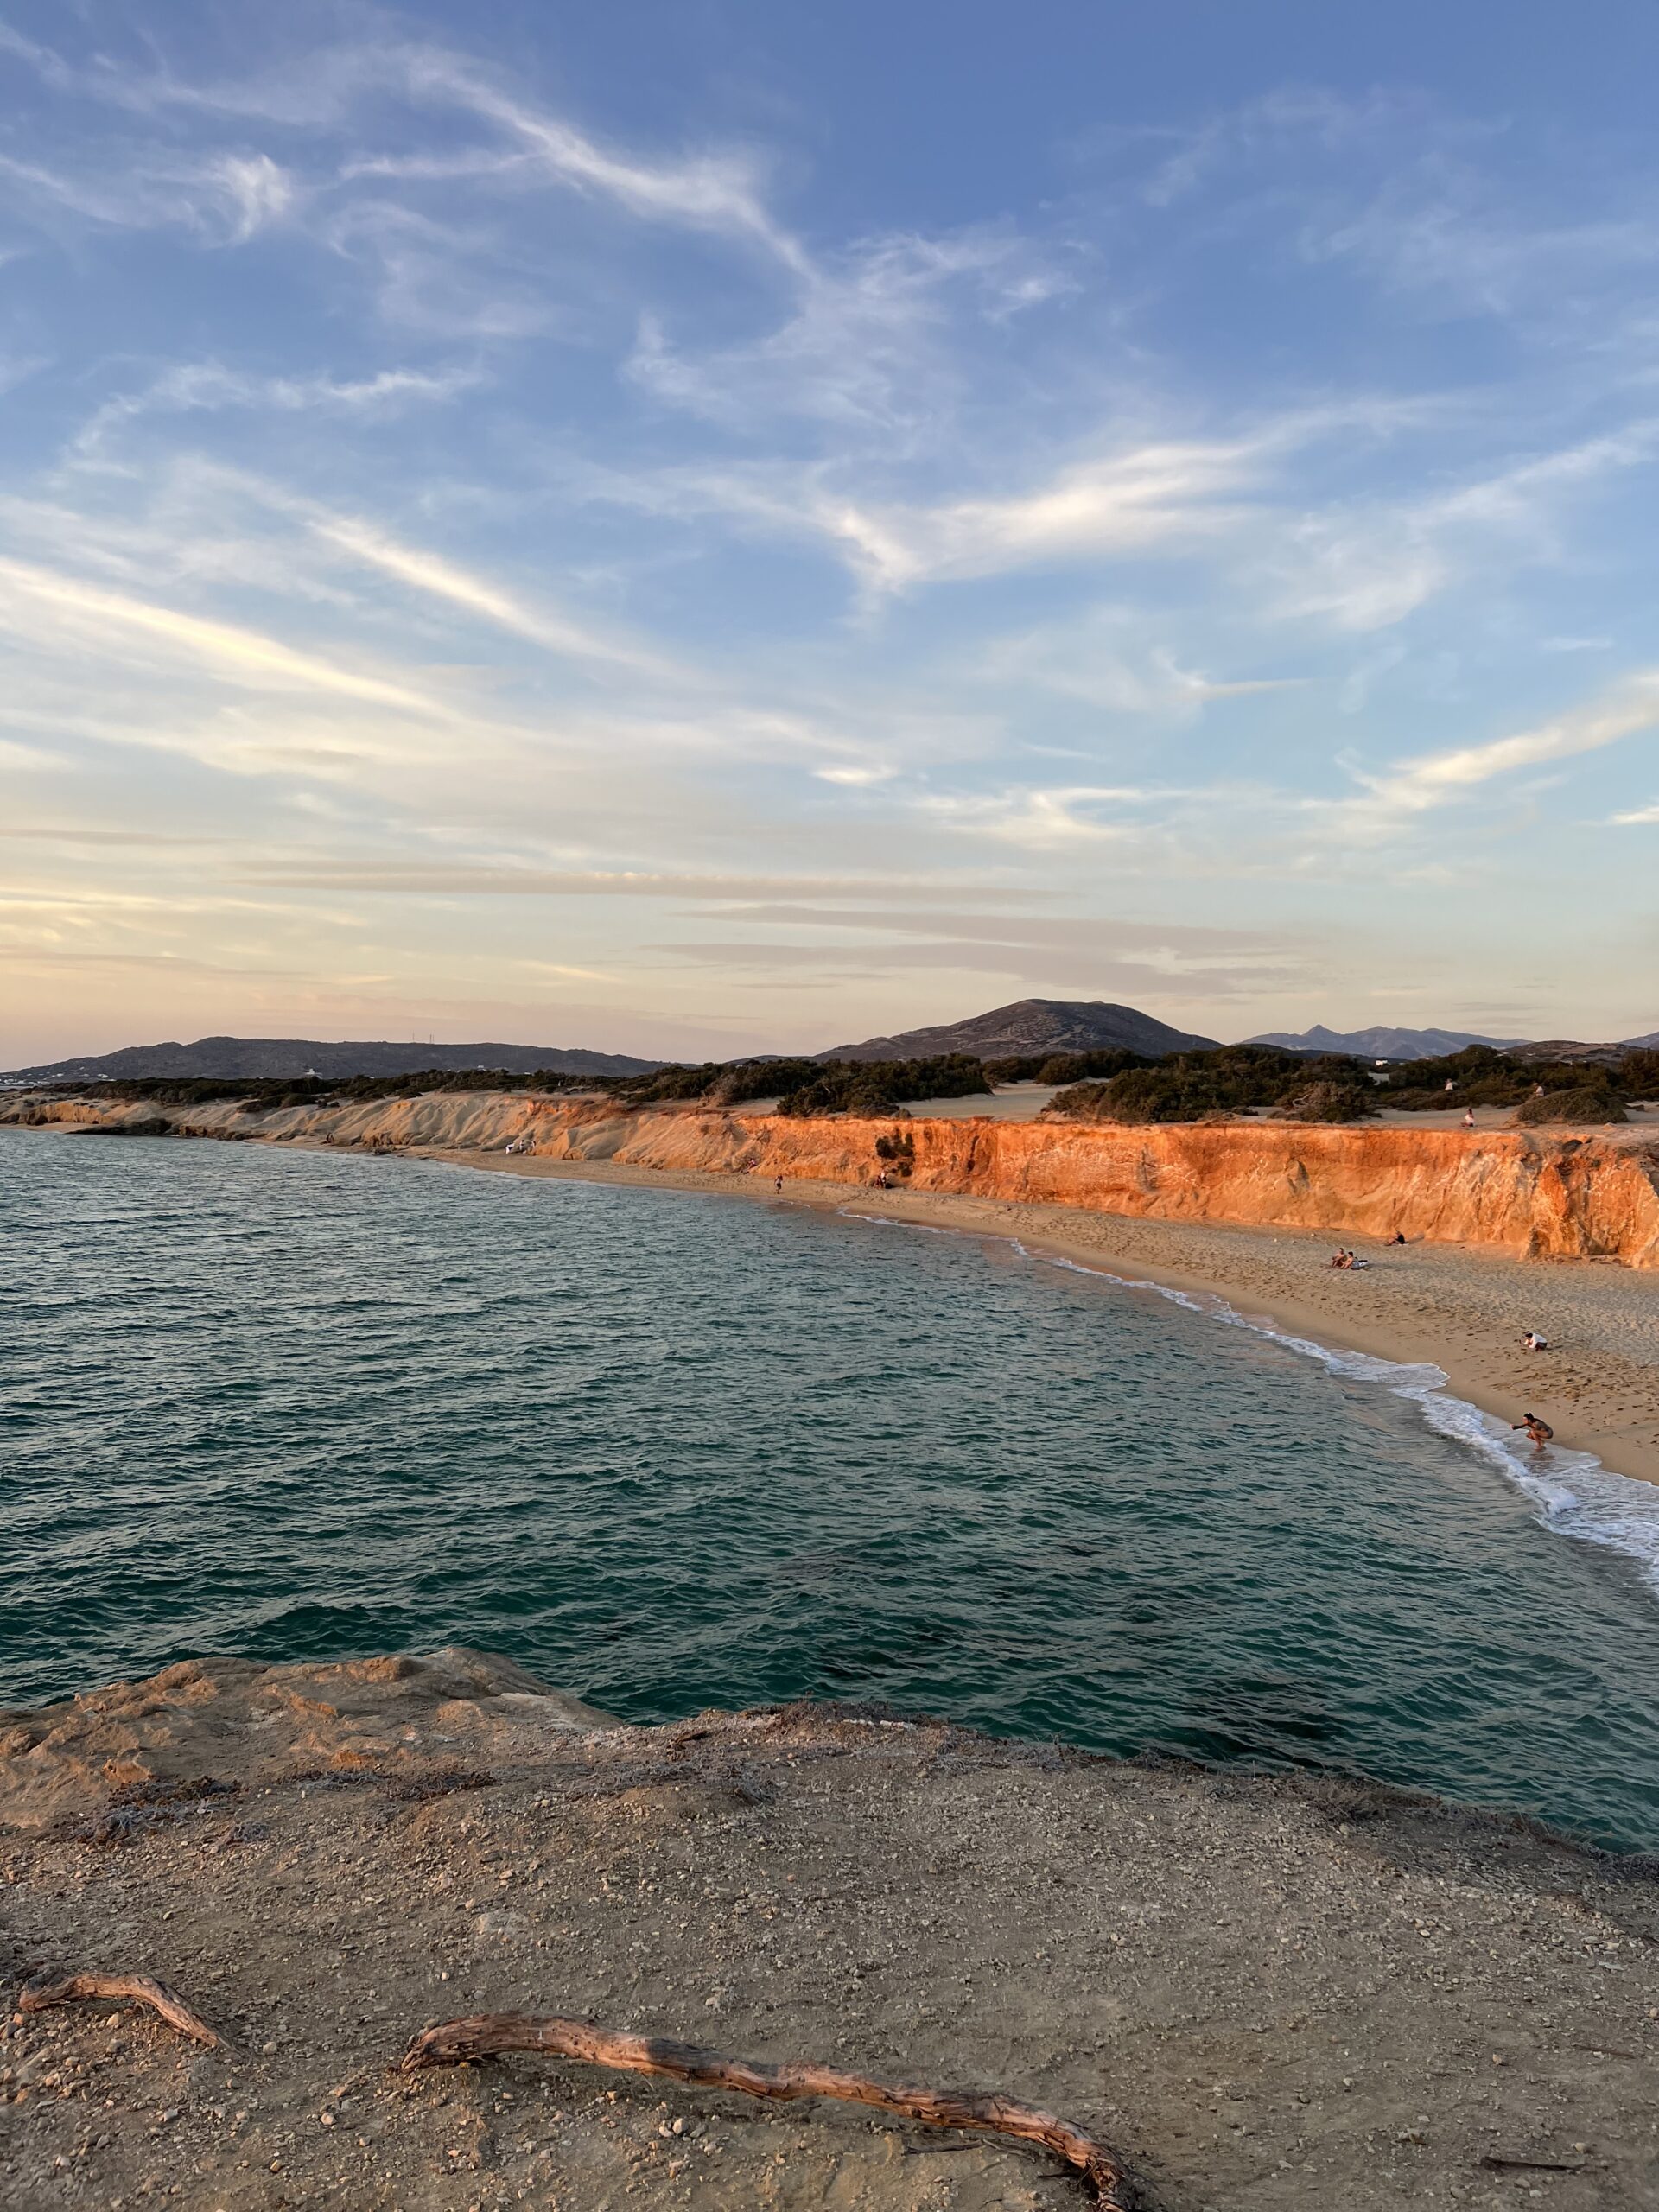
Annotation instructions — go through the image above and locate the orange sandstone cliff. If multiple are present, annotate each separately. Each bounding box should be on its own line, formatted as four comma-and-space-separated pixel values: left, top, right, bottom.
6, 1091, 1659, 1268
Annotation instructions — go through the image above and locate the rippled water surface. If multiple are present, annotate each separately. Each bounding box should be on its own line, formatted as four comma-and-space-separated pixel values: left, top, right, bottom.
4, 1130, 1658, 1848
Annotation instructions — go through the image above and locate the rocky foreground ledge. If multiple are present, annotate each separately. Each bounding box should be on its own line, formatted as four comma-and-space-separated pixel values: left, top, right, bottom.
3, 1651, 1656, 2210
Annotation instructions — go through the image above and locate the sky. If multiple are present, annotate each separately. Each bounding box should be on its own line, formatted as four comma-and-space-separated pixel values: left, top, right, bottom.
3, 1, 1659, 1065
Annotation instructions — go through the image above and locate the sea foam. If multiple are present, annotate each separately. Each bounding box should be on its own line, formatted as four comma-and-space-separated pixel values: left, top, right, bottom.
1016, 1239, 1659, 1597
842, 1208, 1659, 1599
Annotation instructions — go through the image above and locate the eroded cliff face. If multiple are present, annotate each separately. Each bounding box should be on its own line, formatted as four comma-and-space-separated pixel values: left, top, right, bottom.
8, 1090, 1659, 1268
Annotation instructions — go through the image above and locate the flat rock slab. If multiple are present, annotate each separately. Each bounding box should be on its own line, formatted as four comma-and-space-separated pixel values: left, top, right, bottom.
3, 1655, 1657, 2209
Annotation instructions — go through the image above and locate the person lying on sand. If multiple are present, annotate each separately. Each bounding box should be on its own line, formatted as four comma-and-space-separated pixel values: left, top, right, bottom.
1522, 1329, 1549, 1351
1512, 1413, 1554, 1450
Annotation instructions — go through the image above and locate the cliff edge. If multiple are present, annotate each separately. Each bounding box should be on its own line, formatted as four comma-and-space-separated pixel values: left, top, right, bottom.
9, 1090, 1659, 1268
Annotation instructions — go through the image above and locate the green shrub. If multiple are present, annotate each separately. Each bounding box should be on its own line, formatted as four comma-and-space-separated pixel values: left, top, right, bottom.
1277, 1081, 1376, 1123
1514, 1086, 1627, 1126
1044, 1045, 1367, 1123
775, 1054, 988, 1117
1380, 1050, 1629, 1113
1046, 1067, 1220, 1122
873, 1129, 915, 1175
1033, 1048, 1147, 1085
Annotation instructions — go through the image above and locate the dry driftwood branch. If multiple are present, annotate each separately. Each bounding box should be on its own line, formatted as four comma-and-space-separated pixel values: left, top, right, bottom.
401, 2012, 1134, 2208
19, 1973, 222, 2050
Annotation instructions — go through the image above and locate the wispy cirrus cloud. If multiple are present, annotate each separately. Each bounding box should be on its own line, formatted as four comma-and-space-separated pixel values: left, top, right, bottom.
1268, 427, 1659, 632
0, 142, 297, 242
398, 51, 807, 274
73, 360, 480, 456
0, 553, 450, 715
1338, 670, 1659, 823
628, 226, 1075, 435
7, 12, 1659, 1058
300, 508, 690, 683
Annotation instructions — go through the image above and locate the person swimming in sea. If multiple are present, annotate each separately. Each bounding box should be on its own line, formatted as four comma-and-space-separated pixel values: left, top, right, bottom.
1511, 1412, 1554, 1450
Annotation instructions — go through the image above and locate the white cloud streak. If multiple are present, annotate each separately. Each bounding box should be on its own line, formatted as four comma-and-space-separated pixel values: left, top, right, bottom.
0, 555, 448, 715
400, 53, 809, 274
73, 361, 479, 456
304, 511, 685, 680
1345, 671, 1659, 819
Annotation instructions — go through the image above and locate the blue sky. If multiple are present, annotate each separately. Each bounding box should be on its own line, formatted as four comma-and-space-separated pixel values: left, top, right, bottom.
3, 1, 1658, 1062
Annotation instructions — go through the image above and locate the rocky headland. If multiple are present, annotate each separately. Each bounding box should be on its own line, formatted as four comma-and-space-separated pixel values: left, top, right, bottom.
4, 1648, 1658, 2210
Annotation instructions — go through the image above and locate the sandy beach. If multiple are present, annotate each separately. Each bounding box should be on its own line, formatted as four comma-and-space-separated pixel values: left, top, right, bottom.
427, 1147, 1659, 1491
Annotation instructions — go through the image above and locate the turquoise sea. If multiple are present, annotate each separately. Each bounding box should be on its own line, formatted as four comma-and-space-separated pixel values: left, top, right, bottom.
3, 1129, 1658, 1850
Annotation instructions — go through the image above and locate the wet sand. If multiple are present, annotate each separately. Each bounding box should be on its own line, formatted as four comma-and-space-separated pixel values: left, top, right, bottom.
425, 1147, 1659, 1489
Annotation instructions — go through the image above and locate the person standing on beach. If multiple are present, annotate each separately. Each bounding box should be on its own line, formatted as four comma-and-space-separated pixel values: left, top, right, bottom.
1512, 1413, 1554, 1450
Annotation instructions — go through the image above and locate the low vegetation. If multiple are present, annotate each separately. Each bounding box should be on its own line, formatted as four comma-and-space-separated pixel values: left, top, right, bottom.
1276, 1079, 1378, 1123
600, 1053, 990, 1115
981, 1048, 1149, 1085
24, 1039, 1656, 1127
772, 1055, 988, 1118
1046, 1046, 1373, 1125
1374, 1044, 1643, 1116
29, 1069, 604, 1111
1514, 1085, 1627, 1127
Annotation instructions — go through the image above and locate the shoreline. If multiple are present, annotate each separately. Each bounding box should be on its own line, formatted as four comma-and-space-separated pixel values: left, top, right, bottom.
416, 1143, 1659, 1492
9, 1108, 1659, 1491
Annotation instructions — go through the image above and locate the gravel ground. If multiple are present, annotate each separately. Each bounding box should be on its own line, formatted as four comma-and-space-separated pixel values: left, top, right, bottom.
3, 1650, 1657, 2210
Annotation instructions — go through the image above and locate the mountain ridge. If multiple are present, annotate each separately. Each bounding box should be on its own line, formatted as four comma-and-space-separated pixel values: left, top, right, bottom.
1247, 1023, 1531, 1061
3, 1035, 662, 1084
818, 996, 1218, 1064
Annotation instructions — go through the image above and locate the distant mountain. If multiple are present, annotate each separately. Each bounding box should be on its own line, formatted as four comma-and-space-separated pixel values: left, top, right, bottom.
1247, 1023, 1530, 1062
3, 1035, 662, 1084
1503, 1035, 1656, 1068
819, 997, 1218, 1065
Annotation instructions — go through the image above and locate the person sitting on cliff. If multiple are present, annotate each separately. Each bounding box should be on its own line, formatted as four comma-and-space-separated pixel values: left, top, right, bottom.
1522, 1329, 1549, 1351
1512, 1412, 1554, 1450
